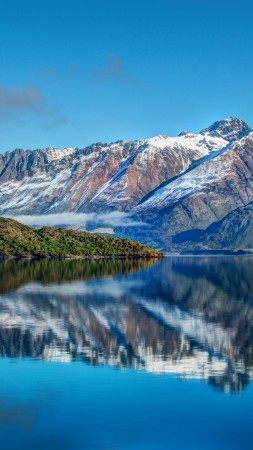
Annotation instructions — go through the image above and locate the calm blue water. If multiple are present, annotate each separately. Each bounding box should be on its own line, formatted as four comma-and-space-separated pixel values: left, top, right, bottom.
0, 257, 252, 449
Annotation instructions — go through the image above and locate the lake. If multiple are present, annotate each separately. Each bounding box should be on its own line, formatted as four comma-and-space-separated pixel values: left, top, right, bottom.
0, 257, 252, 449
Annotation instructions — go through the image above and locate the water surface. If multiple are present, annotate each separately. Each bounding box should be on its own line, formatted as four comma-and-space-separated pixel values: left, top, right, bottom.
0, 257, 252, 449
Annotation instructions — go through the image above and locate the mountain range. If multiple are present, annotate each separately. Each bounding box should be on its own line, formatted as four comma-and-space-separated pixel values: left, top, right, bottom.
0, 117, 252, 251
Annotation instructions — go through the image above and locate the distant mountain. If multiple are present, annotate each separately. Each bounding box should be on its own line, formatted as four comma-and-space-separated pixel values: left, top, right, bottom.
172, 201, 253, 250
0, 117, 253, 251
124, 123, 253, 250
0, 125, 231, 214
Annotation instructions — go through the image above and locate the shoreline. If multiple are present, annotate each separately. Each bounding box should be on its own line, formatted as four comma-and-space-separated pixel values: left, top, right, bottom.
0, 254, 163, 261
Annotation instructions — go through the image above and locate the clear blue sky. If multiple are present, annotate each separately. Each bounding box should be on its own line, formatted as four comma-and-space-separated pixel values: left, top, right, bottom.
0, 0, 253, 152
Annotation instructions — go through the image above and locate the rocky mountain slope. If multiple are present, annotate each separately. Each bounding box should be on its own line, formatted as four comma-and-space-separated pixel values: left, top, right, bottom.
0, 117, 252, 251
123, 127, 253, 250
0, 131, 229, 214
173, 201, 253, 250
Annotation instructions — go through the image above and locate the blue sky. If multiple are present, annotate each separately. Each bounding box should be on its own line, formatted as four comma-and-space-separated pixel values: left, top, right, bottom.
0, 0, 253, 152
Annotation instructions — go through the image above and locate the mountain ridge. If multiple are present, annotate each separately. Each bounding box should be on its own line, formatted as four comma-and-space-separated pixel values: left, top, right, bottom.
0, 117, 252, 251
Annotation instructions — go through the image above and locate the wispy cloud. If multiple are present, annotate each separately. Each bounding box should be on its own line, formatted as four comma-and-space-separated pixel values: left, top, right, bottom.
7, 212, 145, 229
0, 84, 42, 116
36, 64, 79, 84
0, 84, 66, 128
93, 54, 140, 85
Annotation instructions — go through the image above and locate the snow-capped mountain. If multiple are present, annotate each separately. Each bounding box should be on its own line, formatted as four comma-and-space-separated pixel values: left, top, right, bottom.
200, 117, 251, 142
0, 117, 252, 250
128, 128, 253, 249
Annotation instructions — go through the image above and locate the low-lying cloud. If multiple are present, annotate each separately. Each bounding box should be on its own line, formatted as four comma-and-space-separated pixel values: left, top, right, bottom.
8, 212, 144, 230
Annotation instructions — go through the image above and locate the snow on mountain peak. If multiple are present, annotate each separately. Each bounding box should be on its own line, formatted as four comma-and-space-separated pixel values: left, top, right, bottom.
200, 117, 251, 142
146, 131, 228, 155
0, 116, 252, 222
45, 147, 75, 159
178, 130, 190, 137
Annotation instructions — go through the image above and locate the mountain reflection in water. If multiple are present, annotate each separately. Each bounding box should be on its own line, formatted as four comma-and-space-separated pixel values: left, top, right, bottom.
0, 257, 252, 393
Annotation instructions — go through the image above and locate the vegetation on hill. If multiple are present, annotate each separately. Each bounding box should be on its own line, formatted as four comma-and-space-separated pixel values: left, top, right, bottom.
0, 217, 163, 259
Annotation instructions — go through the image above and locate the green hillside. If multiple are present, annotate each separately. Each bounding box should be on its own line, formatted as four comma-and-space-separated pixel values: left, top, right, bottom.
0, 217, 163, 259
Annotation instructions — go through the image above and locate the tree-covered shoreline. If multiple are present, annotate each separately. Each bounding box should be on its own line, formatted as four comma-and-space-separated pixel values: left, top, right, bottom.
0, 217, 163, 259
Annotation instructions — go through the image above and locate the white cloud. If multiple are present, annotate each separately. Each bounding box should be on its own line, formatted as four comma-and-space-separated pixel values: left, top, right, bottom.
7, 211, 144, 230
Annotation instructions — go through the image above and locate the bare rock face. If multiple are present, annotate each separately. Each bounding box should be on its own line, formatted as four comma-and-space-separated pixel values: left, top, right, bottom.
0, 117, 253, 251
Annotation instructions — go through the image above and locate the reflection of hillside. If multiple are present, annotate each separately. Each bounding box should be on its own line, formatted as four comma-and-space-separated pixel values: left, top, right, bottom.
0, 257, 253, 393
0, 259, 154, 293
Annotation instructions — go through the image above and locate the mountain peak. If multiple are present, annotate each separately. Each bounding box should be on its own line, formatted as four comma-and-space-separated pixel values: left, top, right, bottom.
178, 130, 191, 137
200, 117, 252, 142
